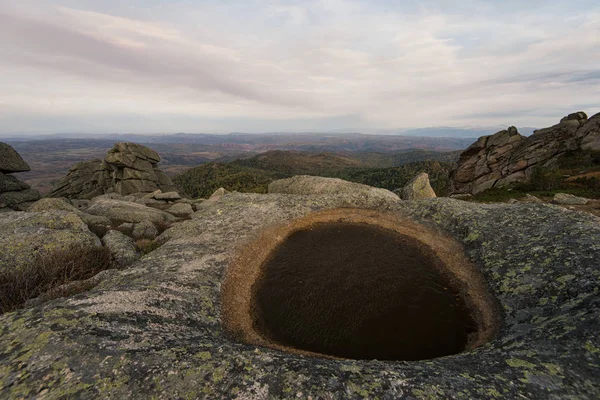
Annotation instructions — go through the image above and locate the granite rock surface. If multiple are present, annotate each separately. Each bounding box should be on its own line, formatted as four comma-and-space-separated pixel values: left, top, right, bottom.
0, 191, 598, 399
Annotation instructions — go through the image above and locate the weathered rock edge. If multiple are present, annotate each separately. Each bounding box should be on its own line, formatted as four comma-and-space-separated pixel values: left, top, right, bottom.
0, 193, 598, 399
222, 208, 500, 358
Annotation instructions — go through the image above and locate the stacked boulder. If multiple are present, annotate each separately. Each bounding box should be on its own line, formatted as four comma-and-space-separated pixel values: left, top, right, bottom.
49, 142, 178, 199
0, 142, 41, 211
450, 112, 600, 194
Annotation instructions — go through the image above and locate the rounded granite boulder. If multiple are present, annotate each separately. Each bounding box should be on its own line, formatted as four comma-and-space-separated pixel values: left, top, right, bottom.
0, 192, 598, 399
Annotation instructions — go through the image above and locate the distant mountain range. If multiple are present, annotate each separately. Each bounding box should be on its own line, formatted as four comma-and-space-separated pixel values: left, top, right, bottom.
0, 126, 537, 141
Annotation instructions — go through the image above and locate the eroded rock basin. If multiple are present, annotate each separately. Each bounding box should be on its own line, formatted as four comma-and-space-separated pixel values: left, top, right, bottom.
256, 222, 477, 360
223, 209, 500, 361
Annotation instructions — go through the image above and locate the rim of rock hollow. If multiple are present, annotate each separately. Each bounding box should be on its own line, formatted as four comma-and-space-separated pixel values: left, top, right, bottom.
221, 208, 501, 360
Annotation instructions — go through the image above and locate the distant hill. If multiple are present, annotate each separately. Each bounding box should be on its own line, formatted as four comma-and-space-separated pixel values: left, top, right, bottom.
233, 151, 365, 174
173, 150, 457, 198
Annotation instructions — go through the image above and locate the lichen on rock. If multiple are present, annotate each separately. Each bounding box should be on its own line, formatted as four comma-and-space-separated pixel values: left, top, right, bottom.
0, 191, 598, 399
0, 211, 102, 274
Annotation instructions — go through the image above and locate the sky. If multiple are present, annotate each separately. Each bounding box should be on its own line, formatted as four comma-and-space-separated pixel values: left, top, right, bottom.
0, 0, 599, 134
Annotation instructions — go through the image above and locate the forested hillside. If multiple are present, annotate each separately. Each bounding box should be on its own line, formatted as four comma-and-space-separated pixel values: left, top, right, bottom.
173, 150, 456, 198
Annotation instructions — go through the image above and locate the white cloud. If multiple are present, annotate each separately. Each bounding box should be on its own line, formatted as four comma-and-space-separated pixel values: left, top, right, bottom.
0, 0, 598, 133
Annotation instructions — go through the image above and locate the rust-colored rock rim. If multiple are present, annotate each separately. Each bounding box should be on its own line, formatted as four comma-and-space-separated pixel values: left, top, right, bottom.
221, 208, 501, 360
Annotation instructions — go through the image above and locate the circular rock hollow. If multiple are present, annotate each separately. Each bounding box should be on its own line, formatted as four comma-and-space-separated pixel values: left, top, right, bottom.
222, 209, 500, 361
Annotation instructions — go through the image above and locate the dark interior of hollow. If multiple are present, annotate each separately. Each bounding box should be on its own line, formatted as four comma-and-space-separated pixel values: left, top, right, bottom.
251, 222, 478, 361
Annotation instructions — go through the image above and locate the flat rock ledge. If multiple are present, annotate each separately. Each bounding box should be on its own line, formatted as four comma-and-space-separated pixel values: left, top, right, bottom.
0, 193, 598, 399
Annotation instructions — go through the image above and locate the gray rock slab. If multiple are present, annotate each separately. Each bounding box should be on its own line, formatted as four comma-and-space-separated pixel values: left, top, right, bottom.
269, 175, 399, 203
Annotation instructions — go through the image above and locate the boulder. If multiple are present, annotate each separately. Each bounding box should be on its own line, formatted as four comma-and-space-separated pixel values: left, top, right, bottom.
552, 193, 590, 205
399, 172, 437, 200
154, 191, 182, 201
523, 194, 544, 203
86, 198, 177, 225
115, 179, 159, 195
134, 197, 166, 207
28, 197, 80, 213
0, 194, 597, 398
28, 198, 112, 237
70, 199, 92, 210
166, 202, 193, 218
191, 199, 206, 212
117, 222, 134, 236
0, 145, 41, 211
0, 211, 101, 274
132, 220, 159, 240
144, 189, 162, 199
523, 194, 543, 203
108, 142, 160, 164
0, 188, 41, 211
101, 230, 140, 268
268, 175, 400, 203
0, 172, 30, 192
0, 142, 31, 173
209, 187, 228, 200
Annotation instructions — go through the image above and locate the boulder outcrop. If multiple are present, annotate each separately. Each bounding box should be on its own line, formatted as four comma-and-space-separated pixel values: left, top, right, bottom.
450, 112, 600, 194
131, 220, 159, 240
0, 143, 41, 211
0, 189, 597, 399
49, 142, 178, 199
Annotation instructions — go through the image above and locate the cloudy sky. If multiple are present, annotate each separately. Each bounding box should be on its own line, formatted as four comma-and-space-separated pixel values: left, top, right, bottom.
0, 0, 599, 134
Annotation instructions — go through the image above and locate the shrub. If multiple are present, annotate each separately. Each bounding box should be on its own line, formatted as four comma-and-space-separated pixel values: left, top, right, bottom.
526, 165, 563, 191
0, 246, 112, 314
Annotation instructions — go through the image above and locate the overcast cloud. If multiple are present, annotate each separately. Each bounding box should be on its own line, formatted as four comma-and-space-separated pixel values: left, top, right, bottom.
0, 0, 599, 134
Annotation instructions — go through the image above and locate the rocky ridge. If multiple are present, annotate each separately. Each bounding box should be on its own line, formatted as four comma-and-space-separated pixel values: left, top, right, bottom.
450, 111, 600, 194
